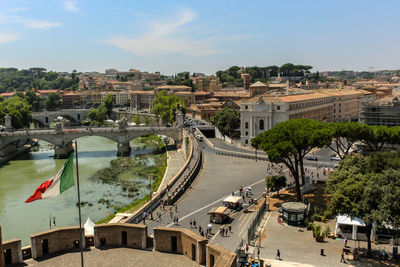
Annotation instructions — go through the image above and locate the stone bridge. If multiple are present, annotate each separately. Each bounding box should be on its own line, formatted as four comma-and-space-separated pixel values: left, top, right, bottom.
0, 124, 182, 158
32, 109, 90, 127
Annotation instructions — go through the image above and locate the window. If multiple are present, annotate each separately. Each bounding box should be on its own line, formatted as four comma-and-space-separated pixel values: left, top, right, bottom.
245, 105, 248, 110
339, 109, 341, 113
245, 131, 248, 136
245, 122, 248, 129
259, 119, 264, 130
277, 106, 280, 110
339, 103, 341, 107
245, 139, 248, 144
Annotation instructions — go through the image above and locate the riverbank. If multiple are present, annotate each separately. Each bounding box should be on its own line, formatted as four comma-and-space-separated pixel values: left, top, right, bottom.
96, 135, 167, 224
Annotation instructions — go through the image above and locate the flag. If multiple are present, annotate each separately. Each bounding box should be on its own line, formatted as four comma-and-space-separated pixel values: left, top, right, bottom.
25, 152, 75, 203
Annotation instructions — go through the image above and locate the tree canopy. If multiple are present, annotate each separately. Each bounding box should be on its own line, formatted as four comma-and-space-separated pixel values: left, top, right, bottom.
0, 96, 32, 129
327, 152, 400, 251
265, 175, 287, 196
103, 94, 115, 116
0, 68, 79, 92
151, 90, 186, 124
327, 122, 364, 159
211, 108, 240, 137
25, 89, 41, 111
252, 119, 332, 201
45, 92, 61, 111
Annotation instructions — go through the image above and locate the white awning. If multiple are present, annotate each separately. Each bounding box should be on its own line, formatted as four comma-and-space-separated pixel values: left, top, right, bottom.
336, 215, 366, 226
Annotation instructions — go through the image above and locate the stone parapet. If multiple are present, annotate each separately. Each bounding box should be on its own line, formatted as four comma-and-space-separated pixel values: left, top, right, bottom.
94, 223, 147, 249
207, 244, 237, 267
30, 226, 85, 259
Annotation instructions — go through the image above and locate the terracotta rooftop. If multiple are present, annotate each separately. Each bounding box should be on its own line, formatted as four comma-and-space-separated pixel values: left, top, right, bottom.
250, 81, 267, 87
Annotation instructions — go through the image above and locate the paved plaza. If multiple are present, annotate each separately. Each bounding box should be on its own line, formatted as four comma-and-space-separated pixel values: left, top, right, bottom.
22, 247, 200, 267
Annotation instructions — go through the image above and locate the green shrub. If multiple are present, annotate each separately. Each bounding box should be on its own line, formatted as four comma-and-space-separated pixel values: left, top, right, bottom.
321, 215, 326, 222
307, 222, 314, 231
312, 214, 322, 221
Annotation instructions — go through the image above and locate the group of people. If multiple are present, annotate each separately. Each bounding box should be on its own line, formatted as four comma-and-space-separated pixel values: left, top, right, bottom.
219, 225, 232, 237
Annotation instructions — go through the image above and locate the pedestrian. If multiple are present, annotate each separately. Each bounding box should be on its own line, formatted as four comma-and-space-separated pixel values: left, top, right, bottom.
193, 219, 197, 229
169, 207, 173, 218
220, 227, 223, 236
232, 191, 234, 196
225, 227, 228, 236
157, 212, 161, 221
190, 219, 192, 228
175, 205, 178, 212
340, 251, 346, 263
176, 216, 179, 224
228, 224, 232, 233
344, 237, 348, 247
242, 195, 245, 201
245, 242, 249, 254
150, 212, 154, 220
257, 247, 260, 259
276, 249, 281, 260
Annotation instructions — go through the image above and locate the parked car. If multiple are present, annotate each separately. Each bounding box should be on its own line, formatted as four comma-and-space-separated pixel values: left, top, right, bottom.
330, 154, 340, 161
306, 156, 318, 161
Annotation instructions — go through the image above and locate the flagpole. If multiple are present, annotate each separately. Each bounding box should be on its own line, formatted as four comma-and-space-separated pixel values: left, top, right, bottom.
74, 140, 84, 267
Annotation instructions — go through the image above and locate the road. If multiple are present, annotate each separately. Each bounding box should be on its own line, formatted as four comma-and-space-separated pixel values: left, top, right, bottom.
145, 144, 268, 246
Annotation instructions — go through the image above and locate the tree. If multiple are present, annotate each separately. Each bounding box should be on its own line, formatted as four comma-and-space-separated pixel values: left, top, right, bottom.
151, 90, 186, 124
144, 116, 150, 125
327, 122, 364, 159
103, 94, 115, 116
43, 71, 58, 81
266, 175, 287, 196
45, 92, 61, 111
25, 89, 41, 111
87, 105, 107, 124
211, 108, 240, 137
0, 96, 32, 128
327, 152, 400, 252
133, 114, 141, 125
359, 125, 394, 152
252, 119, 332, 201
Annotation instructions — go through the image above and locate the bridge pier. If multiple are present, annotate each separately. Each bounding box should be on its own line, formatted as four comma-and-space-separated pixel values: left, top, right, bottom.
117, 142, 131, 157
54, 141, 73, 159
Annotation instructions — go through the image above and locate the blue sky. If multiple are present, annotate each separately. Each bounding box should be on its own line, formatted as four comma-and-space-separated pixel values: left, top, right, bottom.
0, 0, 399, 74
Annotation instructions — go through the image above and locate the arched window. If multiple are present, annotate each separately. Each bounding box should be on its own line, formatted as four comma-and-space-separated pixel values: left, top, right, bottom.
259, 119, 264, 130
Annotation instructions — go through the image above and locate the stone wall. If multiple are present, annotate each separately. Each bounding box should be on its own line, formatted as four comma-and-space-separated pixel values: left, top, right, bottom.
94, 223, 147, 249
153, 227, 207, 265
30, 226, 85, 259
207, 244, 236, 267
2, 239, 22, 265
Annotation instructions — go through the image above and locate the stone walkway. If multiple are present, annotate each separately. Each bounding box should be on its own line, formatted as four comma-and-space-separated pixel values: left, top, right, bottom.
157, 149, 186, 193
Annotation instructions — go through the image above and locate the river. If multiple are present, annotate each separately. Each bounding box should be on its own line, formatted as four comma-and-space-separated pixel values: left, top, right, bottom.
0, 136, 162, 245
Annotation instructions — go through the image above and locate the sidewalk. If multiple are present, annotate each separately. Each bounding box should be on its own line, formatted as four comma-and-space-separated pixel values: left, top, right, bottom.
157, 149, 186, 193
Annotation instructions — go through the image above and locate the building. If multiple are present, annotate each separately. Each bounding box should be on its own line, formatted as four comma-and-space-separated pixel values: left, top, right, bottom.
62, 92, 82, 109
323, 90, 364, 122
241, 73, 251, 90
240, 92, 335, 146
361, 96, 400, 126
188, 100, 240, 120
191, 76, 222, 92
130, 91, 156, 111
154, 85, 192, 93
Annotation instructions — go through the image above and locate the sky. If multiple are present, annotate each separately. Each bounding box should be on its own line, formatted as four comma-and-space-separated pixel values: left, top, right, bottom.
0, 0, 399, 75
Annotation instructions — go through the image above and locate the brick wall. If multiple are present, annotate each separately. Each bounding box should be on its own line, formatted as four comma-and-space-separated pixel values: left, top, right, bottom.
207, 244, 236, 267
30, 226, 85, 259
94, 223, 147, 249
153, 227, 207, 265
2, 239, 22, 264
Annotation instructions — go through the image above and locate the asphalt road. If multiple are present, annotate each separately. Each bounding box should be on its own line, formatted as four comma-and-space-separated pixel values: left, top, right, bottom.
145, 145, 268, 239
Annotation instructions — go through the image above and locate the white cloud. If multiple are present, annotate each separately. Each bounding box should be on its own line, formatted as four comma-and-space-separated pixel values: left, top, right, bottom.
63, 0, 79, 13
105, 8, 226, 56
0, 33, 19, 43
15, 18, 62, 30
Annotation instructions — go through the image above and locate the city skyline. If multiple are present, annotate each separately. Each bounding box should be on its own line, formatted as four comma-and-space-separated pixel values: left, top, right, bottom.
0, 0, 399, 74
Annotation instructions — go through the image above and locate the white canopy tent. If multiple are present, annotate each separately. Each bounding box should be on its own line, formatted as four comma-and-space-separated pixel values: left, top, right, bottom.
84, 217, 95, 236
334, 215, 366, 240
